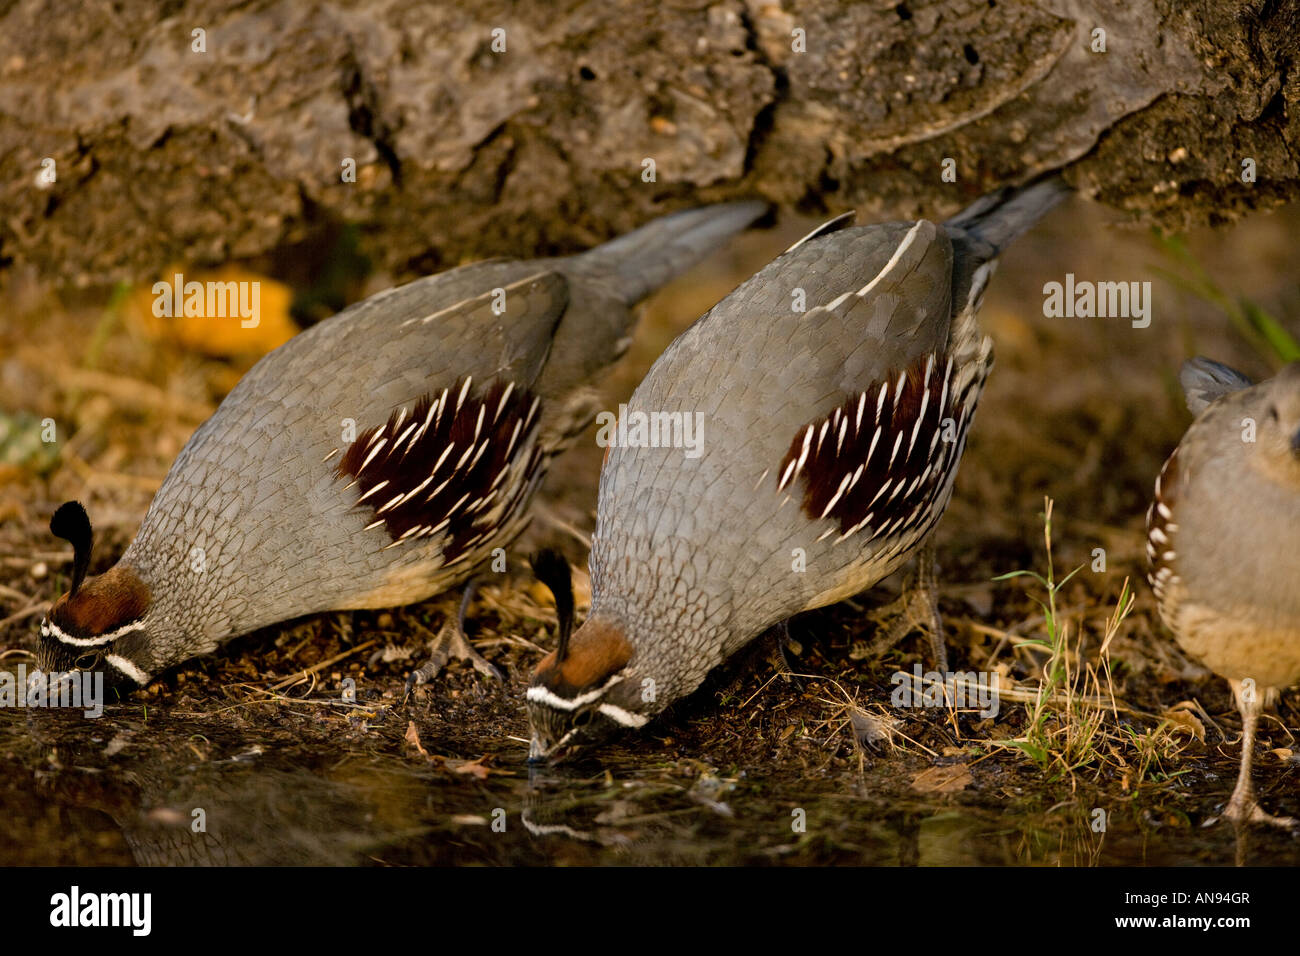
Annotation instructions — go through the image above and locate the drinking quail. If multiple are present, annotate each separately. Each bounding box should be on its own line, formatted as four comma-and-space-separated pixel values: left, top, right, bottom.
1147, 357, 1300, 826
35, 202, 767, 690
527, 176, 1069, 760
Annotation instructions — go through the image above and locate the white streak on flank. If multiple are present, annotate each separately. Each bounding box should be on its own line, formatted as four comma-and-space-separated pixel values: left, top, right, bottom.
367, 429, 386, 449
864, 426, 882, 467
817, 420, 830, 451
796, 425, 814, 471
357, 438, 388, 475
908, 391, 928, 457
923, 353, 935, 389
847, 463, 864, 491
887, 431, 904, 468
321, 448, 340, 463
893, 371, 907, 408
497, 382, 515, 421
754, 468, 771, 491
1149, 528, 1168, 545
364, 518, 385, 531
867, 479, 892, 508
939, 357, 953, 415
820, 473, 853, 518
43, 619, 146, 647
446, 492, 471, 515
876, 382, 888, 422
377, 493, 405, 514
1157, 503, 1173, 520
454, 443, 476, 471
466, 439, 490, 472
505, 420, 524, 457
356, 479, 390, 504
856, 392, 867, 431
855, 220, 927, 300
473, 405, 486, 441
456, 376, 473, 414
778, 460, 797, 491
431, 443, 454, 476
836, 417, 848, 454
394, 420, 418, 452
425, 478, 451, 502
105, 654, 151, 686
815, 528, 834, 542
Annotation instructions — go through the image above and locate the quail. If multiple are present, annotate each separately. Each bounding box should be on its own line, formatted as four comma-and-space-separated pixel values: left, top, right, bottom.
1147, 357, 1300, 826
34, 202, 767, 691
526, 176, 1068, 760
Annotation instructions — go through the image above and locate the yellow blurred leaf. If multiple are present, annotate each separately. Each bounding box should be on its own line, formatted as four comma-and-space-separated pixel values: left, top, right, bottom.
126, 265, 296, 358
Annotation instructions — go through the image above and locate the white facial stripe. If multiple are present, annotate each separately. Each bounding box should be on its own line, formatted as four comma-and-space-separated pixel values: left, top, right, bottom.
104, 654, 150, 686
596, 703, 649, 728
41, 618, 146, 647
524, 674, 624, 711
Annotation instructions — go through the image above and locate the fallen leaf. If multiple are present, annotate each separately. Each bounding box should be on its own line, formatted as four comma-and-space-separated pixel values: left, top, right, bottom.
447, 756, 492, 780
910, 763, 973, 794
1160, 702, 1206, 742
404, 721, 430, 758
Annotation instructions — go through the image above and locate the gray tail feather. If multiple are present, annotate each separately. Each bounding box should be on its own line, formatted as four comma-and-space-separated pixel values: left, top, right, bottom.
575, 200, 769, 304
1180, 356, 1254, 415
945, 172, 1070, 258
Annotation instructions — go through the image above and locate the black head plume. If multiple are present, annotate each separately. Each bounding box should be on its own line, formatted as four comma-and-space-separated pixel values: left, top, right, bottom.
50, 501, 93, 597
531, 549, 574, 663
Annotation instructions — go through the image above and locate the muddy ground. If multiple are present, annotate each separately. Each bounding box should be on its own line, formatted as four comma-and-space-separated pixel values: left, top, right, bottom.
2, 196, 1299, 865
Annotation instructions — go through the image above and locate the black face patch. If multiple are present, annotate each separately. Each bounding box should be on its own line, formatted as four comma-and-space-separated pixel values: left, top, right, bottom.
776, 351, 983, 543
335, 377, 545, 563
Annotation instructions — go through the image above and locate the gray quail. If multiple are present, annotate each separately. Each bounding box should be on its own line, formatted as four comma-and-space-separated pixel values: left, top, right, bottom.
526, 176, 1069, 760
1147, 357, 1300, 826
34, 202, 766, 690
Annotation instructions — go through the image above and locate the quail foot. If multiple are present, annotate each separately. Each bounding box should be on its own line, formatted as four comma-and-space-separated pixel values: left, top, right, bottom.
527, 176, 1068, 760
35, 202, 767, 692
1147, 357, 1300, 827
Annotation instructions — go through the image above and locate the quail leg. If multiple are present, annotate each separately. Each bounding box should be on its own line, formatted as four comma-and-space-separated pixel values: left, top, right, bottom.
865, 537, 949, 673
1222, 679, 1296, 828
405, 579, 504, 695
764, 620, 802, 688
